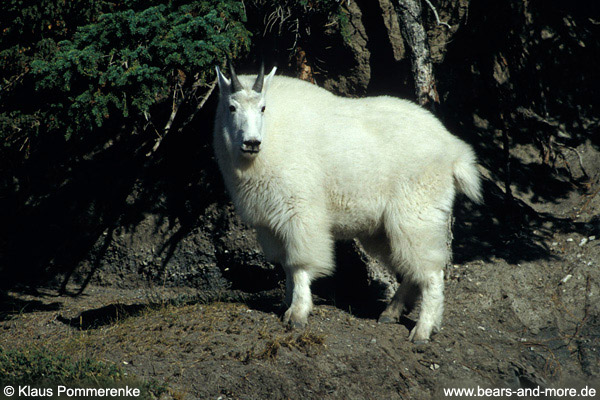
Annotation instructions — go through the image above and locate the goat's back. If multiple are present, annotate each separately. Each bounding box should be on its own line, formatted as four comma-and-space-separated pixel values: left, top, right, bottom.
240, 75, 473, 184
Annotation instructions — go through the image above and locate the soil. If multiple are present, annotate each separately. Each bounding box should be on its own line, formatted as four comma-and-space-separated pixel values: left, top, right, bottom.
1, 174, 599, 399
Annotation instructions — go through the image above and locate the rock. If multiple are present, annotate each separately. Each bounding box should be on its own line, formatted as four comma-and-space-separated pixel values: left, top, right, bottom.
378, 0, 406, 61
320, 0, 371, 96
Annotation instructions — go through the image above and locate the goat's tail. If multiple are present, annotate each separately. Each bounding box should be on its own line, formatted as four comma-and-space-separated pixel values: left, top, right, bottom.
453, 149, 483, 204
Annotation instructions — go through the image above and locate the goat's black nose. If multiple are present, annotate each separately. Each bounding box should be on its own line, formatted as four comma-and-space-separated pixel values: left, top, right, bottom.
241, 140, 261, 154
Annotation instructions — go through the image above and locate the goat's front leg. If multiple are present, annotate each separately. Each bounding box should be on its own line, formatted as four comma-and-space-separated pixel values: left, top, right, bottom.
282, 266, 314, 329
279, 215, 333, 329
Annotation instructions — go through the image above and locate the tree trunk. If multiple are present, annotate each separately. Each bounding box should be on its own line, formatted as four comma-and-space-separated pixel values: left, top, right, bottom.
396, 0, 451, 274
394, 0, 439, 108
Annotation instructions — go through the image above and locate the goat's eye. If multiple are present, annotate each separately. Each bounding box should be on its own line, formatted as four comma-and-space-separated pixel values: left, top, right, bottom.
261, 106, 266, 113
229, 105, 236, 112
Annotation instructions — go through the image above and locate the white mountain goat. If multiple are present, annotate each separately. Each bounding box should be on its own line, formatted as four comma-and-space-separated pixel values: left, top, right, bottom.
213, 64, 482, 342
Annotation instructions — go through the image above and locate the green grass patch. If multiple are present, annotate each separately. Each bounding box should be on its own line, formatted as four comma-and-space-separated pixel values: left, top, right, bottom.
0, 347, 166, 398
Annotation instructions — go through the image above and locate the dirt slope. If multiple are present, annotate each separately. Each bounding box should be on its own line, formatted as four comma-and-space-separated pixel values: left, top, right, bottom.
2, 195, 599, 399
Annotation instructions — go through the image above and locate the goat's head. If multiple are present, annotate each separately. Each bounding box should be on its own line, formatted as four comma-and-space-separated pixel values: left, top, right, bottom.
215, 62, 277, 159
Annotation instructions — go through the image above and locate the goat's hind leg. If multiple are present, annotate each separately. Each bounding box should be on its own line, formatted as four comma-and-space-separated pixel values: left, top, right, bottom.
359, 232, 420, 325
378, 278, 419, 324
384, 206, 449, 343
408, 268, 444, 343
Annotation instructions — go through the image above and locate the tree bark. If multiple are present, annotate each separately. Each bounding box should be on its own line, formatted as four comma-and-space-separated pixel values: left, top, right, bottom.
394, 0, 439, 107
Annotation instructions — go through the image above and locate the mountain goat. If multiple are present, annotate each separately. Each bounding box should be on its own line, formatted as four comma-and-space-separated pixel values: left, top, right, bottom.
213, 64, 482, 342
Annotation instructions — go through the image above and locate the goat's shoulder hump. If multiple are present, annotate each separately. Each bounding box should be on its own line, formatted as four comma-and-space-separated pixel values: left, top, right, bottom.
271, 75, 331, 95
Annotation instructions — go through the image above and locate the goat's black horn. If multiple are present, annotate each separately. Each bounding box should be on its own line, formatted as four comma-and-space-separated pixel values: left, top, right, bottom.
229, 60, 243, 93
252, 62, 265, 93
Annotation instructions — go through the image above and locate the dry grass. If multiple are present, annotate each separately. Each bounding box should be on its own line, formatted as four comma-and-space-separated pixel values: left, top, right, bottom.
256, 330, 327, 360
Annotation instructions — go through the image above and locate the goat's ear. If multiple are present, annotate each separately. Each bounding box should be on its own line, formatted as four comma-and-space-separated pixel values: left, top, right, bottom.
215, 66, 230, 94
263, 67, 277, 92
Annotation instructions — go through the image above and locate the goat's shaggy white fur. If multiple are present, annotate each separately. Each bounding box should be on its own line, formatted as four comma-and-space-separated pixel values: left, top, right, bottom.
213, 67, 482, 342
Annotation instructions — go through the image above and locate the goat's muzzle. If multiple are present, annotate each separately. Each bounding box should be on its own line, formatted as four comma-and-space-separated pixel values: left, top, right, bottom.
241, 140, 261, 155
